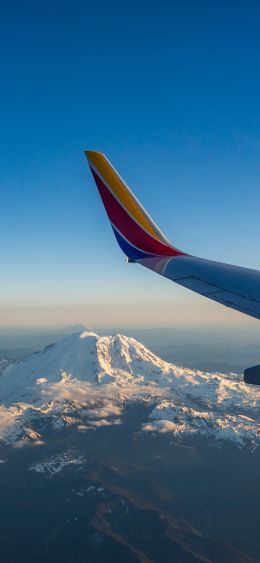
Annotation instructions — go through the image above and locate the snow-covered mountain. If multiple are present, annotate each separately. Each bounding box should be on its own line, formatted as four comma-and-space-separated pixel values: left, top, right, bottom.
0, 331, 259, 448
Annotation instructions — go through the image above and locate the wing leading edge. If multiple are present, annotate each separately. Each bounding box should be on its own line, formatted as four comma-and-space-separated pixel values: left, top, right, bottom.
85, 150, 260, 321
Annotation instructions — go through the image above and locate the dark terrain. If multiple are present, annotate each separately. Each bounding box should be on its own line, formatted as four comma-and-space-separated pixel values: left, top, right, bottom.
0, 405, 259, 563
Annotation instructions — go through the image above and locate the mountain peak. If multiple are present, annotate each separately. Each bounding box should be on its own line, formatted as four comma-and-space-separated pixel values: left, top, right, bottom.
79, 331, 98, 339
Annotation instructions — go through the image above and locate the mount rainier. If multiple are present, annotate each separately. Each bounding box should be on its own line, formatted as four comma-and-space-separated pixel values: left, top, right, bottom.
0, 330, 259, 448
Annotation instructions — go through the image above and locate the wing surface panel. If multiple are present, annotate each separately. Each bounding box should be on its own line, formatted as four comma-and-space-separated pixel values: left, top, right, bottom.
138, 255, 260, 320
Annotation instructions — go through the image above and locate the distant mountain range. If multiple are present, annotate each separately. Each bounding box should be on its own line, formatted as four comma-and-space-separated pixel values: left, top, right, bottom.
0, 331, 259, 448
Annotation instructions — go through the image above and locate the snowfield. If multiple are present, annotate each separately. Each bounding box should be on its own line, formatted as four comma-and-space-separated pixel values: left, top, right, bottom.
29, 452, 86, 477
0, 331, 259, 448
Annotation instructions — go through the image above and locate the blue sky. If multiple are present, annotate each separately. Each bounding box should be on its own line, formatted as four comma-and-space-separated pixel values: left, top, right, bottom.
1, 0, 260, 328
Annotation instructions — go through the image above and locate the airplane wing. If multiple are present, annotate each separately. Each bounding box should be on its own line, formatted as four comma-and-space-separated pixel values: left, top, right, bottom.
85, 150, 260, 321
85, 150, 260, 383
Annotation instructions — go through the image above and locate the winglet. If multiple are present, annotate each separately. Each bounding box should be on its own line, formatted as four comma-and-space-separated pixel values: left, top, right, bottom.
85, 150, 185, 260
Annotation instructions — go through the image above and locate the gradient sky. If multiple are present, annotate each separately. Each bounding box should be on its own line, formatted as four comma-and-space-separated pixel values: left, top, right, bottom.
1, 0, 260, 328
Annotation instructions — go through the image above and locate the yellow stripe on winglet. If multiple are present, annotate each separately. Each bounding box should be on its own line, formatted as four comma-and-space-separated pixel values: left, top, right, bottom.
85, 150, 167, 243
